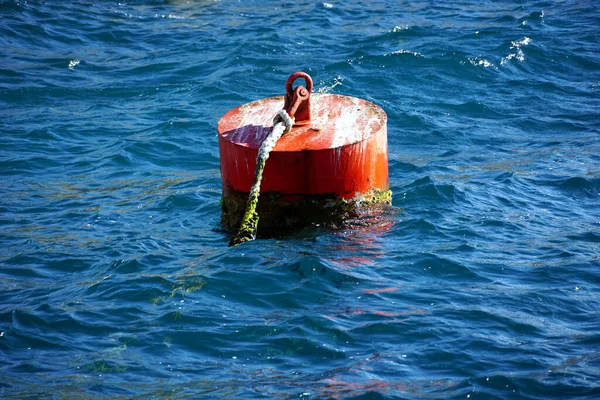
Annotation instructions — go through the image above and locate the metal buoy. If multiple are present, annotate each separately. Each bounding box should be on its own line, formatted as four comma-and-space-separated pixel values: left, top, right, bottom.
218, 72, 390, 242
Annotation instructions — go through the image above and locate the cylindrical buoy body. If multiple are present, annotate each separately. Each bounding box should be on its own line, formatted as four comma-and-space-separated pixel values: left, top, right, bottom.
218, 93, 389, 234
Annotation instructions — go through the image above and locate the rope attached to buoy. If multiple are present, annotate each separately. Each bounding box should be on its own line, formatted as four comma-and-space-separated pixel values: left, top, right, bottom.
229, 110, 294, 246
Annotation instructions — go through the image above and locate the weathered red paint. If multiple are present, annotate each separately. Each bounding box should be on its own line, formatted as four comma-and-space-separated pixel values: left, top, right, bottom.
218, 92, 388, 200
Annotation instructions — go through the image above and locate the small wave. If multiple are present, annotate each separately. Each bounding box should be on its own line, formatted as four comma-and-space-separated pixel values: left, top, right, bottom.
417, 252, 489, 282
403, 176, 466, 205
567, 231, 600, 243
387, 23, 421, 37
316, 75, 344, 94
154, 14, 187, 20
385, 49, 423, 58
468, 57, 494, 68
556, 176, 600, 198
68, 59, 80, 70
191, 253, 369, 313
512, 37, 532, 48
391, 25, 409, 32
501, 36, 532, 64
267, 336, 345, 360
518, 10, 545, 26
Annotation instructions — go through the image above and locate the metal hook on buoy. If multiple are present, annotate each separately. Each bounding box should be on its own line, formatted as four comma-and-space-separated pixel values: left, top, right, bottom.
284, 72, 313, 126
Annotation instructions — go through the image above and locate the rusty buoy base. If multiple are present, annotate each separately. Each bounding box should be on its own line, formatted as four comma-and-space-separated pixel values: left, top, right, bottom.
221, 189, 392, 237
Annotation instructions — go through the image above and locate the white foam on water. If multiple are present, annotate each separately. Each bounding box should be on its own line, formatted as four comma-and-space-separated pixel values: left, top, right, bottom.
386, 49, 423, 57
502, 37, 531, 64
392, 25, 409, 32
317, 75, 344, 94
469, 58, 493, 68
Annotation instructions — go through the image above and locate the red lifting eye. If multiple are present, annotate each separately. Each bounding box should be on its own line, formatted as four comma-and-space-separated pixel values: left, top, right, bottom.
283, 72, 313, 126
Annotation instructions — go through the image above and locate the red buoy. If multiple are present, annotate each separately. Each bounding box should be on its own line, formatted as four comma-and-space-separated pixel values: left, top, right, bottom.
218, 72, 390, 235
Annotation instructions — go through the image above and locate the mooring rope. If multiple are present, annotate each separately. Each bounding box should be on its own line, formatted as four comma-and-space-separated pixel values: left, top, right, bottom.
229, 109, 294, 246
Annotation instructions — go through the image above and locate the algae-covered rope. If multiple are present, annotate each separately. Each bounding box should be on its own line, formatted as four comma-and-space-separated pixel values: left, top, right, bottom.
229, 110, 294, 246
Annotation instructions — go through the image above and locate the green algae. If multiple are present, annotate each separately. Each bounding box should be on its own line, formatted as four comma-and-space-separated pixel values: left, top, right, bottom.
222, 188, 392, 240
83, 360, 129, 373
228, 190, 260, 246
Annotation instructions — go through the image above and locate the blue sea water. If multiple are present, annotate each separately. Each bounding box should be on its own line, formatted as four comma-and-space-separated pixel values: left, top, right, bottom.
1, 0, 599, 398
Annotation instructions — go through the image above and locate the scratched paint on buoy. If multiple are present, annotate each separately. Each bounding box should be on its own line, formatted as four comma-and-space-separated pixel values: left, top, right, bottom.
219, 94, 386, 152
218, 93, 388, 198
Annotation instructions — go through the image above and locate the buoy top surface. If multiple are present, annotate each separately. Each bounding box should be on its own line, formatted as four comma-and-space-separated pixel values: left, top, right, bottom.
218, 93, 386, 152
